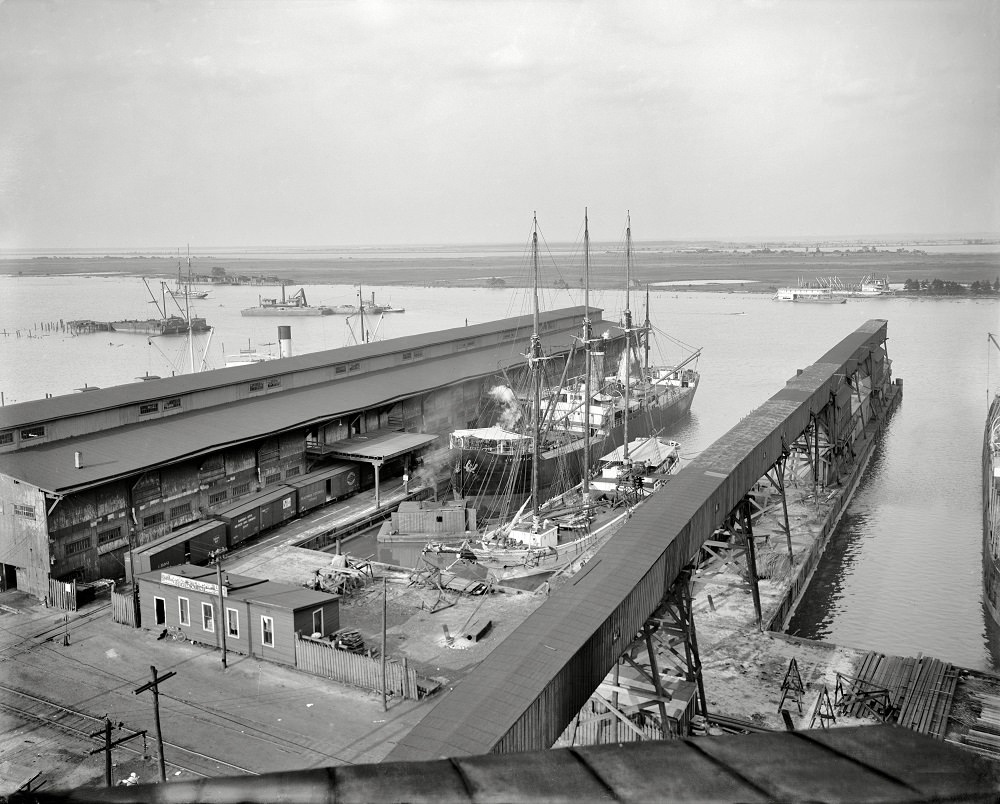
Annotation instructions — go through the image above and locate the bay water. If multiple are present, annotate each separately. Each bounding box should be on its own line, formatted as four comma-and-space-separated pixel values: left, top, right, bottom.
0, 274, 996, 670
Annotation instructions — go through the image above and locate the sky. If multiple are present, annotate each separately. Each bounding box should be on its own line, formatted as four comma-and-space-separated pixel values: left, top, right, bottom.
0, 0, 997, 248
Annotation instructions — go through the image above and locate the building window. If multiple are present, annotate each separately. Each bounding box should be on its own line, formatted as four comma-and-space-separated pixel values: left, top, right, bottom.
163, 397, 181, 410
65, 537, 91, 556
263, 473, 281, 486
208, 490, 228, 505
139, 402, 159, 415
97, 525, 122, 545
335, 365, 346, 375
285, 466, 301, 478
311, 608, 323, 636
19, 425, 45, 440
226, 608, 239, 639
348, 362, 360, 372
154, 597, 166, 626
402, 351, 412, 361
0, 431, 13, 445
169, 502, 191, 520
266, 377, 281, 388
142, 511, 165, 528
178, 597, 190, 626
261, 615, 274, 647
249, 381, 265, 393
232, 482, 251, 497
13, 503, 36, 520
202, 602, 214, 633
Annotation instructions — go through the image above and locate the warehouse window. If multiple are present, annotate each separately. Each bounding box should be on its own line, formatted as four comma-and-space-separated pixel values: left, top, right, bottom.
232, 482, 251, 497
20, 425, 45, 440
0, 431, 13, 445
226, 608, 239, 639
178, 597, 190, 626
208, 490, 228, 505
14, 504, 36, 520
97, 525, 122, 545
348, 362, 360, 372
202, 602, 214, 633
266, 377, 281, 388
249, 381, 265, 393
65, 537, 91, 556
263, 473, 281, 486
284, 466, 301, 479
335, 365, 346, 375
261, 616, 274, 647
142, 511, 165, 528
163, 397, 181, 411
169, 502, 191, 520
154, 597, 166, 626
139, 402, 159, 416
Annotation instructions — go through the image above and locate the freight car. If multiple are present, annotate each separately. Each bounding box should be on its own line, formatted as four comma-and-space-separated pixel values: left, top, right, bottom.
125, 462, 361, 579
283, 461, 359, 513
125, 519, 228, 582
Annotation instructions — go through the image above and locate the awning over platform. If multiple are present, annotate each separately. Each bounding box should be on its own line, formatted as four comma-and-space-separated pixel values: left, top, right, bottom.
314, 429, 439, 464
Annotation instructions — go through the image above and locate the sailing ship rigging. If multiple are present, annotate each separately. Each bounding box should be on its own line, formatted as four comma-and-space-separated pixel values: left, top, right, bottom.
422, 212, 688, 580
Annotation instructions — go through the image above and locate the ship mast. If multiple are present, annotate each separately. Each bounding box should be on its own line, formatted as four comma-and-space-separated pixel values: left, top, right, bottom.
186, 244, 195, 374
581, 209, 592, 507
622, 212, 633, 464
530, 213, 543, 531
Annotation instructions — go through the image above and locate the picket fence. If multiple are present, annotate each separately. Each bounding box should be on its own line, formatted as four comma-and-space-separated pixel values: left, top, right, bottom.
111, 586, 139, 628
46, 578, 77, 611
294, 633, 420, 700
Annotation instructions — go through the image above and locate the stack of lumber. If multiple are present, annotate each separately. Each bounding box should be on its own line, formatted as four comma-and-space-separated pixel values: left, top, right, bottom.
954, 689, 1000, 761
332, 627, 366, 654
843, 652, 959, 739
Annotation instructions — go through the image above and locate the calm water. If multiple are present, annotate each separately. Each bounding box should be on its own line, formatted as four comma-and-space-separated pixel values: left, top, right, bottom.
0, 276, 997, 669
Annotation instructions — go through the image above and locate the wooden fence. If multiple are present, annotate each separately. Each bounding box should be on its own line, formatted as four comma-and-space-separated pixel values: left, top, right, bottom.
111, 585, 139, 628
46, 578, 77, 611
294, 633, 420, 700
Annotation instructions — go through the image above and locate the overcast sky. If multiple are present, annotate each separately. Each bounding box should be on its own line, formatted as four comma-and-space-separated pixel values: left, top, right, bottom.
1, 0, 997, 248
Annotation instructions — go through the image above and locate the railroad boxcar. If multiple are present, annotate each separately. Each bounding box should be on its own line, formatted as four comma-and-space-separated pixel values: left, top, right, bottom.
212, 486, 298, 546
283, 461, 359, 514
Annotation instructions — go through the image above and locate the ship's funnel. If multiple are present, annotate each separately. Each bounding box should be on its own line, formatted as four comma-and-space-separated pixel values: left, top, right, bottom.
278, 325, 292, 358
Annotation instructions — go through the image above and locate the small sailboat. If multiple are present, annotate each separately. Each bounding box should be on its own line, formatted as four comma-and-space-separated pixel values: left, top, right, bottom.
168, 248, 210, 300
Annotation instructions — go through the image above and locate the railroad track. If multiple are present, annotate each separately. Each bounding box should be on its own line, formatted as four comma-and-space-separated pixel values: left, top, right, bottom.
0, 602, 113, 661
0, 683, 259, 779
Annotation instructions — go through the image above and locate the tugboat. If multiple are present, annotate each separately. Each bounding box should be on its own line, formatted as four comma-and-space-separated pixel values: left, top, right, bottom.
241, 286, 334, 316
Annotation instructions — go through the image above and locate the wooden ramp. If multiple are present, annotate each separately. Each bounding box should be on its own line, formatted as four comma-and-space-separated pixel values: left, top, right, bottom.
841, 652, 959, 739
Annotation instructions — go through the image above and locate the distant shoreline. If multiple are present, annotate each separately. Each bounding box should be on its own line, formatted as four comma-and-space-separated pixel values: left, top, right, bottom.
0, 250, 996, 293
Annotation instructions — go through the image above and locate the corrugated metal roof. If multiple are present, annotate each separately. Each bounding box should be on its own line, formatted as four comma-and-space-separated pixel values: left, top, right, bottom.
316, 429, 438, 462
2, 314, 592, 494
0, 306, 598, 428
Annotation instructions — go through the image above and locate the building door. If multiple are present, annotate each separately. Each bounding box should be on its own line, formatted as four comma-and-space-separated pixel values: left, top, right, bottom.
312, 608, 323, 636
154, 597, 166, 625
0, 564, 16, 591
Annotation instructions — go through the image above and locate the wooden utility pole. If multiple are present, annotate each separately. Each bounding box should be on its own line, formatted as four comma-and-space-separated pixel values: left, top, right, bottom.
89, 717, 146, 788
216, 560, 228, 669
134, 665, 176, 782
381, 576, 387, 712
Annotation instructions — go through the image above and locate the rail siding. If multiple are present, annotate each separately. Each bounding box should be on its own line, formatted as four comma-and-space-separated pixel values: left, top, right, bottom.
294, 633, 419, 700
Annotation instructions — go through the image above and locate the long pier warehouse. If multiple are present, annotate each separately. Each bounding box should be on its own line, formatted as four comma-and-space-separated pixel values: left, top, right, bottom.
0, 306, 625, 600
